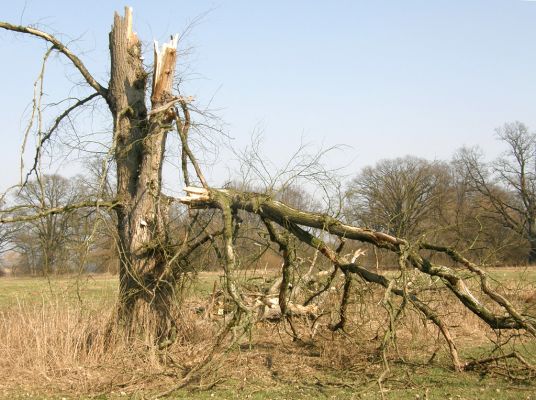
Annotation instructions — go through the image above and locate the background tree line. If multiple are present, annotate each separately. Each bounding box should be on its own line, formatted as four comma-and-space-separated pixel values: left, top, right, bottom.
1, 121, 535, 276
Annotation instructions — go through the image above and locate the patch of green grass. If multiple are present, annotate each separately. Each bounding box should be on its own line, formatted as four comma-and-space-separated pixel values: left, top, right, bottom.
2, 266, 532, 309
3, 370, 535, 400
151, 364, 535, 400
87, 370, 531, 400
0, 271, 249, 309
0, 275, 118, 308
186, 272, 222, 297
486, 266, 536, 284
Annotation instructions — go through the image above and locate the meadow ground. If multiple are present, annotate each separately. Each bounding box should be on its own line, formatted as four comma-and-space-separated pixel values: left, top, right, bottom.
0, 267, 534, 399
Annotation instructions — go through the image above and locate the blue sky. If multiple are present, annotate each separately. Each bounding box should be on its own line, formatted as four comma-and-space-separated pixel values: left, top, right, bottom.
1, 1, 536, 193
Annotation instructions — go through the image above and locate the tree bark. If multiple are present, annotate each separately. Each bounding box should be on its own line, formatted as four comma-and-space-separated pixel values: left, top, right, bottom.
107, 8, 178, 342
528, 237, 536, 264
0, 7, 198, 343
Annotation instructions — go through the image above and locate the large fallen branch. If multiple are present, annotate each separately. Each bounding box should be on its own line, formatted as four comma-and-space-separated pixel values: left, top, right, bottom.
179, 186, 536, 337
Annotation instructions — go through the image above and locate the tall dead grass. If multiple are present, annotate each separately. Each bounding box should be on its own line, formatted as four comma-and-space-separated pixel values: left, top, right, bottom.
0, 271, 534, 397
0, 296, 217, 397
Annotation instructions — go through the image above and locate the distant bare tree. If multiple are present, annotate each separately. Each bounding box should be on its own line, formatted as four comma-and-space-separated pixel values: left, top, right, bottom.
13, 175, 85, 274
455, 122, 536, 263
0, 200, 18, 275
346, 156, 451, 239
0, 203, 17, 255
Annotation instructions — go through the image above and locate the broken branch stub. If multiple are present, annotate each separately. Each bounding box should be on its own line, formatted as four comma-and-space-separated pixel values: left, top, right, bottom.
178, 186, 211, 203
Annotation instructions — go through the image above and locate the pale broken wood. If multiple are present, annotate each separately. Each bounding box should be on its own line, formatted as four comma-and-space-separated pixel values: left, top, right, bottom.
351, 248, 366, 263
124, 6, 137, 45
185, 186, 209, 194
178, 186, 210, 203
255, 299, 319, 321
151, 34, 179, 107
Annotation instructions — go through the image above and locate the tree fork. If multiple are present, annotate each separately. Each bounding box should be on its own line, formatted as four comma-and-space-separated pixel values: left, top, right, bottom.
263, 219, 294, 316
0, 7, 192, 341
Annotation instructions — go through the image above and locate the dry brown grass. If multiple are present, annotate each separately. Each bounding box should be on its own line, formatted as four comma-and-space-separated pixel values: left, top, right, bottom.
0, 297, 220, 397
0, 269, 534, 398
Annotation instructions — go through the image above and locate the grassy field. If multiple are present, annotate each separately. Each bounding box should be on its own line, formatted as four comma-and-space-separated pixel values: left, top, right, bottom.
0, 268, 534, 399
0, 274, 118, 308
0, 266, 533, 307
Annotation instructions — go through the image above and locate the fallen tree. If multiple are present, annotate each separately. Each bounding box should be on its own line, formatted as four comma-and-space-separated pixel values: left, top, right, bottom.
179, 186, 536, 371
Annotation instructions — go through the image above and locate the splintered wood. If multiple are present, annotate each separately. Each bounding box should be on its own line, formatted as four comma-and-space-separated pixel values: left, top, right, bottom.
151, 34, 179, 107
124, 6, 137, 45
147, 96, 194, 116
179, 186, 211, 203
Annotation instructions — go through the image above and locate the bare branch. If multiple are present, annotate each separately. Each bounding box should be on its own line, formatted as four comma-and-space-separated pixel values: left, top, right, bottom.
262, 218, 294, 316
421, 242, 536, 336
175, 101, 208, 188
180, 186, 536, 334
0, 200, 117, 224
0, 22, 108, 97
23, 92, 101, 185
463, 351, 536, 372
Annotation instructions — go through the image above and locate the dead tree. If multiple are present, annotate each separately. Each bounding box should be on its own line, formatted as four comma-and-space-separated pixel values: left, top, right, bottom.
0, 8, 207, 341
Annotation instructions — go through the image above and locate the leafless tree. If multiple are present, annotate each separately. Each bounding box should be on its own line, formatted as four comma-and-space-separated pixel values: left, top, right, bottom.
0, 201, 18, 274
346, 156, 451, 239
455, 122, 536, 263
11, 175, 86, 274
0, 8, 218, 342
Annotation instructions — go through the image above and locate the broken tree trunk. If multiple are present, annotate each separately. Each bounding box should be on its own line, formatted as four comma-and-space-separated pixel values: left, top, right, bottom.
0, 7, 202, 344
108, 8, 179, 342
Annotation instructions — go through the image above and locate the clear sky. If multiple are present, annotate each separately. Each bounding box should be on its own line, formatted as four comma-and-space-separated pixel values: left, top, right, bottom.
1, 0, 536, 193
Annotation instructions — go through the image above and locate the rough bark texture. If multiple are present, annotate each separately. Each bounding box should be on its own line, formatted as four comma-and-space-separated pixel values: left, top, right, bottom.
0, 7, 211, 344
107, 8, 178, 341
529, 237, 536, 264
